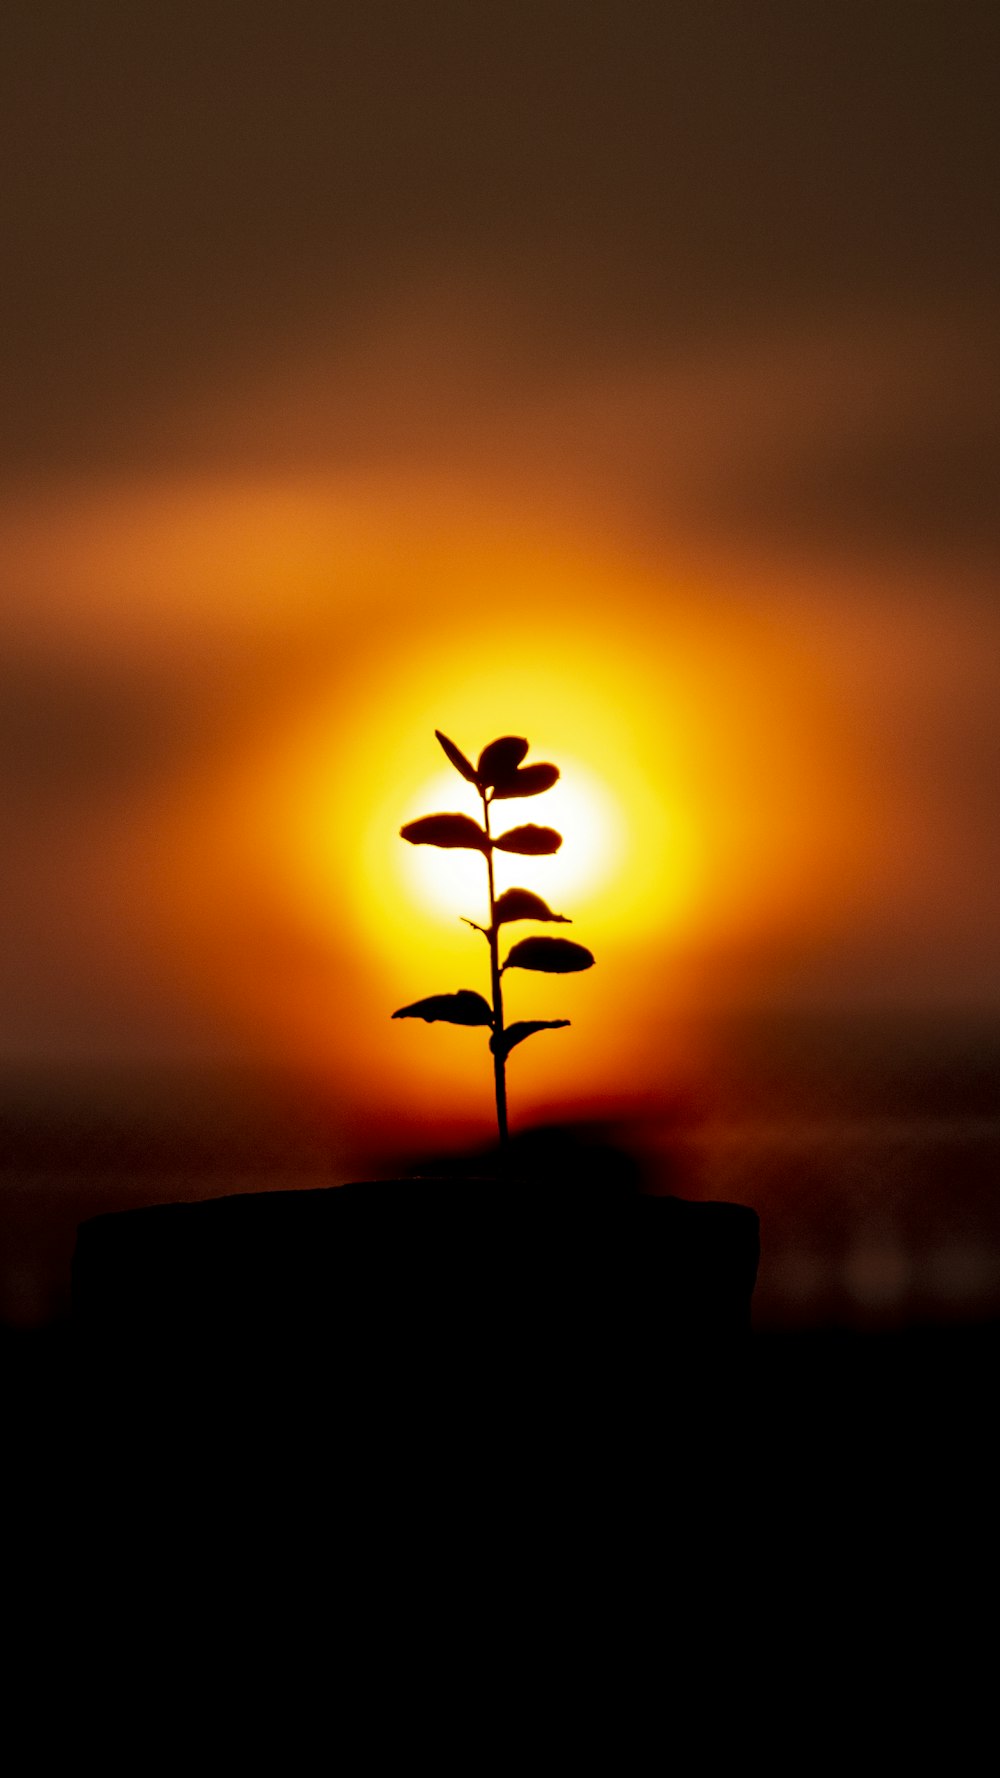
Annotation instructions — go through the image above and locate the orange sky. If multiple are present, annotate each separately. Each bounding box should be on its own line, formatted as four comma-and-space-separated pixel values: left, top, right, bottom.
2, 4, 998, 1151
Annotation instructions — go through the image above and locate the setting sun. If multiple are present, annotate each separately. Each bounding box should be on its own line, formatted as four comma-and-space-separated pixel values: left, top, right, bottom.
133, 552, 873, 1143
397, 758, 623, 926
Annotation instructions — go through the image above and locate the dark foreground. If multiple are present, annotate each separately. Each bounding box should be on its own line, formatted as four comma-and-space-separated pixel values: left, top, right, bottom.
3, 1180, 993, 1749
7, 1310, 994, 1466
3, 1313, 994, 1757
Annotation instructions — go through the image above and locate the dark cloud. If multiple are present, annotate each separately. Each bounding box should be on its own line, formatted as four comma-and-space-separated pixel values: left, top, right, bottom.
1, 655, 189, 805
685, 398, 1000, 559
0, 637, 324, 810
1, 1, 997, 472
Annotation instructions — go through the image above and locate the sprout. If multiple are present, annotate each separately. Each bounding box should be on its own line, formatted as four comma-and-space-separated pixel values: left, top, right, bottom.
392, 731, 595, 1149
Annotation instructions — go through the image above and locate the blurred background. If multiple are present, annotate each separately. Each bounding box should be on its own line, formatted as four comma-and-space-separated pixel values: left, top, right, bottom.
2, 2, 997, 1338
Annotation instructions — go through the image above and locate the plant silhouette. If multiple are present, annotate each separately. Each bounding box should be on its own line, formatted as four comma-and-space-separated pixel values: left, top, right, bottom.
392, 731, 595, 1149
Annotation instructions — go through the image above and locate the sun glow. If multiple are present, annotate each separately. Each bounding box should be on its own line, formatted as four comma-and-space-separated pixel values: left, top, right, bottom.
399, 759, 624, 927
342, 642, 703, 993
226, 617, 724, 1124
144, 538, 869, 1135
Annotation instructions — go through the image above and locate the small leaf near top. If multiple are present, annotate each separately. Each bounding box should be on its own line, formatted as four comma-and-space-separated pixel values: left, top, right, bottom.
493, 887, 570, 927
392, 990, 494, 1026
490, 1019, 570, 1059
434, 730, 479, 784
477, 736, 529, 785
503, 936, 595, 973
493, 824, 562, 855
489, 762, 560, 800
400, 813, 489, 851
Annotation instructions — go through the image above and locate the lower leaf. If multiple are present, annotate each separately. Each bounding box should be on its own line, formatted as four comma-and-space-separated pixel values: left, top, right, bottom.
491, 1019, 570, 1059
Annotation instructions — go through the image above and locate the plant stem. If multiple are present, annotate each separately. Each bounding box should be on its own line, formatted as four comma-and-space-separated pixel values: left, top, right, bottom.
482, 792, 508, 1152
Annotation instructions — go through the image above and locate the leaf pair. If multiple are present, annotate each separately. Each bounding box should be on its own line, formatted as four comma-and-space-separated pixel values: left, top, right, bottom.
400, 814, 563, 856
391, 992, 570, 1061
394, 937, 590, 1017
435, 730, 559, 800
390, 934, 592, 1023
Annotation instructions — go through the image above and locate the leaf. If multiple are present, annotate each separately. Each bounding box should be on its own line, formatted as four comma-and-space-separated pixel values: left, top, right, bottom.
434, 729, 479, 784
490, 1019, 570, 1059
490, 763, 560, 800
477, 736, 529, 785
392, 991, 494, 1026
493, 888, 570, 927
502, 936, 595, 973
493, 824, 563, 855
400, 813, 489, 851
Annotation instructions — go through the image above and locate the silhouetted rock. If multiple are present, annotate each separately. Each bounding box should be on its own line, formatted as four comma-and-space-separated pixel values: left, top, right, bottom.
73, 1176, 758, 1438
67, 1173, 762, 1635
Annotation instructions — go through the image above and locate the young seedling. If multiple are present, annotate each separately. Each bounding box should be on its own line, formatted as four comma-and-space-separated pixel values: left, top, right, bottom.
392, 731, 595, 1151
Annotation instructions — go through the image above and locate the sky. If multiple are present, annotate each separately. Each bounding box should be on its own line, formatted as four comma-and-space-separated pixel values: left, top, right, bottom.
2, 2, 998, 1143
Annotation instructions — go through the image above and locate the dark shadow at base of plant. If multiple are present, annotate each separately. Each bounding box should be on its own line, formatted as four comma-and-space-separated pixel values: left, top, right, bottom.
395, 1115, 685, 1199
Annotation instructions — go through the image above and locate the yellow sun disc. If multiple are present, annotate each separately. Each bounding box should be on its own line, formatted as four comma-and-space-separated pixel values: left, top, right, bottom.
397, 759, 623, 926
